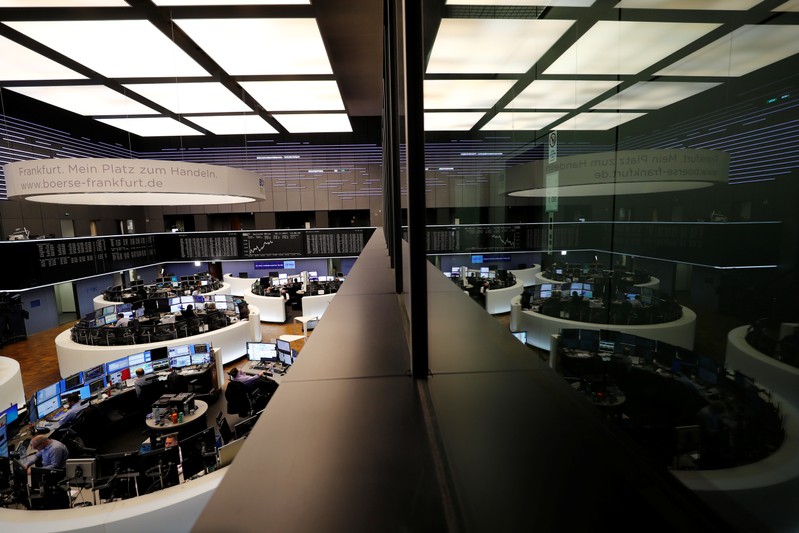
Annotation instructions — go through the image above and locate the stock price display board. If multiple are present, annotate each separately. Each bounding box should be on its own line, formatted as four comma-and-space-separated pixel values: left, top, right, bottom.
34, 237, 108, 285
458, 225, 523, 253
107, 235, 158, 270
175, 233, 240, 260
305, 228, 375, 257
241, 230, 304, 258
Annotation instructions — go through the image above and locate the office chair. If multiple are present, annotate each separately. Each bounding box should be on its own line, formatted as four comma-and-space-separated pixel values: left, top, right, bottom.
225, 380, 255, 417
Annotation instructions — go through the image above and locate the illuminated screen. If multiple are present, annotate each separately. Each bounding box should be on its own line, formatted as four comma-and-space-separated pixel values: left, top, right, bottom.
539, 290, 552, 298
107, 356, 130, 373
540, 284, 552, 291
169, 297, 181, 305
181, 296, 193, 304
190, 353, 211, 365
108, 368, 131, 386
169, 345, 191, 358
276, 338, 291, 353
279, 351, 293, 366
571, 283, 583, 291
0, 416, 7, 458
128, 352, 149, 367
63, 372, 83, 391
169, 355, 192, 368
627, 293, 638, 301
308, 271, 318, 277
0, 404, 19, 426
129, 362, 154, 375
247, 342, 277, 362
36, 383, 60, 404
85, 364, 105, 381
170, 304, 183, 314
192, 343, 211, 355
582, 290, 593, 299
37, 395, 61, 418
61, 385, 91, 402
88, 376, 107, 394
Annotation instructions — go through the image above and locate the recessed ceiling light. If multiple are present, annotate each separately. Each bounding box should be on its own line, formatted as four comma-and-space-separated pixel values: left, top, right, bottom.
424, 112, 486, 131
615, 0, 761, 9
175, 18, 332, 75
97, 117, 205, 137
153, 0, 308, 4
273, 113, 352, 133
482, 112, 567, 130
189, 115, 278, 135
424, 80, 517, 109
3, 20, 209, 78
428, 18, 574, 74
240, 81, 345, 111
7, 85, 156, 116
656, 25, 799, 77
592, 81, 721, 110
0, 35, 85, 81
554, 112, 645, 130
544, 20, 721, 75
506, 80, 621, 109
123, 82, 250, 114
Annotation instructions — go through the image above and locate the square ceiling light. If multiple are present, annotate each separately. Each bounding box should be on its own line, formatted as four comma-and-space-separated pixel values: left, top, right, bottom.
97, 117, 204, 137
3, 20, 209, 78
656, 25, 799, 77
554, 112, 645, 130
6, 85, 156, 116
592, 81, 721, 110
615, 0, 761, 9
240, 81, 345, 111
427, 18, 574, 74
424, 80, 517, 109
505, 80, 621, 109
446, 0, 593, 4
273, 113, 352, 133
0, 1, 127, 5
544, 20, 720, 75
0, 35, 85, 81
424, 112, 486, 131
482, 112, 567, 131
188, 114, 278, 135
123, 82, 251, 114
175, 18, 332, 75
154, 0, 307, 4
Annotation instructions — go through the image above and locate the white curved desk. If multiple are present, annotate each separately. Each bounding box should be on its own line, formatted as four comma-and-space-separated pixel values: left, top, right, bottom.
485, 280, 524, 315
0, 356, 25, 410
56, 306, 262, 376
534, 272, 660, 291
223, 273, 256, 297
0, 467, 225, 533
301, 291, 336, 320
510, 295, 696, 351
244, 290, 287, 323
93, 283, 232, 311
508, 265, 541, 287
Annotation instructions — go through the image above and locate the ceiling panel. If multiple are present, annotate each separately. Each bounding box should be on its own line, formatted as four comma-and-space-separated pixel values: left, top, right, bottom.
6, 85, 157, 116
592, 81, 721, 110
123, 82, 251, 114
241, 80, 345, 111
0, 35, 86, 80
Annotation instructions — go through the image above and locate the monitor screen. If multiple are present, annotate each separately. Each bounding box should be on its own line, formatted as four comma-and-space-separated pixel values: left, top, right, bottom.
95, 316, 106, 327
0, 414, 7, 459
571, 283, 583, 291
107, 356, 130, 374
138, 446, 180, 489
129, 362, 154, 375
168, 345, 191, 358
169, 355, 192, 369
88, 376, 107, 394
63, 372, 83, 391
626, 293, 638, 302
234, 414, 260, 439
247, 342, 277, 362
37, 395, 61, 418
191, 343, 211, 355
102, 306, 116, 316
582, 290, 593, 299
512, 331, 527, 344
61, 384, 91, 402
278, 273, 288, 279
539, 290, 552, 298
84, 364, 105, 382
555, 268, 563, 275
180, 427, 217, 479
190, 353, 211, 366
279, 351, 293, 366
181, 296, 193, 304
0, 404, 18, 426
168, 297, 181, 305
36, 382, 61, 404
108, 368, 131, 386
169, 304, 183, 314
540, 284, 552, 291
276, 338, 291, 353
104, 314, 118, 325
127, 351, 150, 367
308, 271, 318, 277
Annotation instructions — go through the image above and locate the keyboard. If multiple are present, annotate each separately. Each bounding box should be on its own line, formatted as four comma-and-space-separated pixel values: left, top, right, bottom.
46, 407, 68, 422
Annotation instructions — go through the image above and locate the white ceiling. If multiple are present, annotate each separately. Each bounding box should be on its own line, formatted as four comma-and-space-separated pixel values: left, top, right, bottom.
0, 0, 796, 138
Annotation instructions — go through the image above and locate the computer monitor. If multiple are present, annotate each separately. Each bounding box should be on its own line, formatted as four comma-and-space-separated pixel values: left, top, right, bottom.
106, 355, 130, 374
169, 354, 192, 369
278, 273, 288, 280
247, 342, 277, 362
60, 385, 91, 402
138, 446, 180, 492
65, 458, 96, 485
276, 338, 291, 354
180, 296, 193, 305
36, 394, 61, 418
84, 364, 105, 382
626, 293, 638, 302
571, 282, 583, 291
0, 404, 19, 426
218, 437, 246, 468
168, 344, 191, 358
150, 346, 169, 370
64, 372, 83, 390
539, 290, 552, 298
512, 331, 527, 344
279, 351, 293, 366
127, 351, 150, 368
36, 382, 61, 405
192, 343, 211, 355
582, 290, 593, 299
129, 362, 154, 376
480, 267, 489, 274
190, 352, 211, 366
578, 329, 600, 352
180, 427, 218, 479
234, 414, 260, 439
0, 413, 8, 458
108, 368, 131, 386
169, 304, 183, 314
308, 271, 318, 278
87, 376, 107, 395
95, 316, 106, 327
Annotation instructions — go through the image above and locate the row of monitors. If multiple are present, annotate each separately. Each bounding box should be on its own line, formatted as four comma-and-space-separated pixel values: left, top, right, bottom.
31, 342, 213, 421
90, 294, 238, 324
246, 340, 295, 366
558, 328, 721, 386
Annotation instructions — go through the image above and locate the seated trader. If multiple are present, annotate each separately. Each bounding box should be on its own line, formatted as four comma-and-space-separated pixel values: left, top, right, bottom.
133, 367, 149, 397
630, 295, 644, 309
229, 367, 272, 393
115, 312, 130, 328
25, 435, 69, 472
57, 392, 84, 428
181, 304, 196, 319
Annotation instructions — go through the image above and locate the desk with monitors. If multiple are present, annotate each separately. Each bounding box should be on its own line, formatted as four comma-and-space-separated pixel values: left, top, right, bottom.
555, 328, 784, 471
